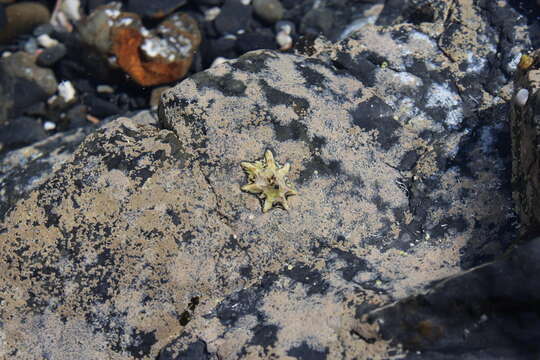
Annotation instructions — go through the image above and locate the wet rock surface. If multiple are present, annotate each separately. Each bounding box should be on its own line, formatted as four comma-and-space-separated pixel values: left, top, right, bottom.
0, 0, 539, 359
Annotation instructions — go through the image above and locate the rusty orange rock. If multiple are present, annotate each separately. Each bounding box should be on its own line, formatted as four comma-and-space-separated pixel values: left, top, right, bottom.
111, 13, 201, 86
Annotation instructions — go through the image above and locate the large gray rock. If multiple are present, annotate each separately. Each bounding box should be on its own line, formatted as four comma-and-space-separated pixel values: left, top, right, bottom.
0, 0, 534, 358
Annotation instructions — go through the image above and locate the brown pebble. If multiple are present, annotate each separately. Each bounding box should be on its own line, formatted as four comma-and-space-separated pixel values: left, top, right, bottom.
86, 114, 101, 124
0, 2, 51, 44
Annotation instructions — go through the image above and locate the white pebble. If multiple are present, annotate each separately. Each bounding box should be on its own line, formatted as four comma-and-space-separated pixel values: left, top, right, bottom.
515, 88, 529, 107
97, 85, 114, 94
37, 34, 59, 48
62, 0, 81, 22
2, 51, 12, 58
58, 81, 76, 103
276, 31, 292, 50
43, 121, 56, 131
240, 0, 251, 5
205, 7, 221, 22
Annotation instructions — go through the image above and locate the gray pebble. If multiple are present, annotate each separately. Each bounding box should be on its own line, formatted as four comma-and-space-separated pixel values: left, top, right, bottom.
33, 23, 55, 37
275, 20, 295, 35
253, 0, 284, 24
36, 44, 67, 67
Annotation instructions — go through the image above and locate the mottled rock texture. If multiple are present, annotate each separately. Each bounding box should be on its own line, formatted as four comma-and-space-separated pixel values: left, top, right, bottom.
0, 0, 534, 359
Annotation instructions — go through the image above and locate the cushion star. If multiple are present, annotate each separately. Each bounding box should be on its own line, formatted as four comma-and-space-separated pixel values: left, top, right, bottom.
240, 150, 297, 212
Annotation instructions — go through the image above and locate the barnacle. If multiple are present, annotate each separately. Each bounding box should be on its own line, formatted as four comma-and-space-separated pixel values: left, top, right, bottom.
241, 150, 297, 212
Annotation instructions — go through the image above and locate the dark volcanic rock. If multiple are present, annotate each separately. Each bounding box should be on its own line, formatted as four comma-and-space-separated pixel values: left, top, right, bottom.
363, 237, 540, 360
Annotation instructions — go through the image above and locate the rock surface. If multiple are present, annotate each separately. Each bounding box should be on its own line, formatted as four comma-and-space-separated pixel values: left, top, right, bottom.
510, 51, 540, 237
0, 0, 535, 359
0, 124, 100, 221
363, 236, 540, 360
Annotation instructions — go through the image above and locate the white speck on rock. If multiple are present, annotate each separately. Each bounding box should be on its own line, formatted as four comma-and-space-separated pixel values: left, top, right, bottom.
426, 82, 464, 128
466, 51, 486, 73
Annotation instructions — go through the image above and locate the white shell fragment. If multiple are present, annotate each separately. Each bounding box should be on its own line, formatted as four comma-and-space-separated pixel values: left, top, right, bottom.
58, 81, 76, 103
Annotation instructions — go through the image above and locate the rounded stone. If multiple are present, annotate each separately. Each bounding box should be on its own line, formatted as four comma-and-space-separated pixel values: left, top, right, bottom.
0, 2, 50, 44
36, 44, 67, 67
252, 0, 284, 24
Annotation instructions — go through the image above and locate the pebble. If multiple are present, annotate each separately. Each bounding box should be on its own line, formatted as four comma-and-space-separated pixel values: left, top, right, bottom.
33, 23, 55, 37
204, 7, 221, 21
275, 20, 295, 35
37, 34, 59, 48
0, 2, 51, 44
43, 120, 56, 131
214, 0, 252, 35
84, 95, 121, 118
58, 80, 76, 103
252, 0, 284, 24
66, 104, 88, 129
276, 30, 292, 50
236, 29, 277, 53
37, 44, 67, 67
96, 85, 114, 94
300, 7, 335, 38
61, 0, 81, 22
1, 51, 58, 95
126, 0, 188, 18
23, 37, 38, 53
0, 117, 47, 151
515, 88, 529, 107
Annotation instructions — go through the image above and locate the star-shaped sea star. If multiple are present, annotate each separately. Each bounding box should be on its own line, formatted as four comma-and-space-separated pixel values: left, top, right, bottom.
240, 150, 297, 212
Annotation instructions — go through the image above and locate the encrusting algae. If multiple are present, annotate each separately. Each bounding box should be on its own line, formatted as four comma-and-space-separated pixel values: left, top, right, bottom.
241, 150, 297, 212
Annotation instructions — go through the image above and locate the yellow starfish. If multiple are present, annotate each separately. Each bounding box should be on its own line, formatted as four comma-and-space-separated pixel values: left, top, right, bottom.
240, 150, 297, 212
